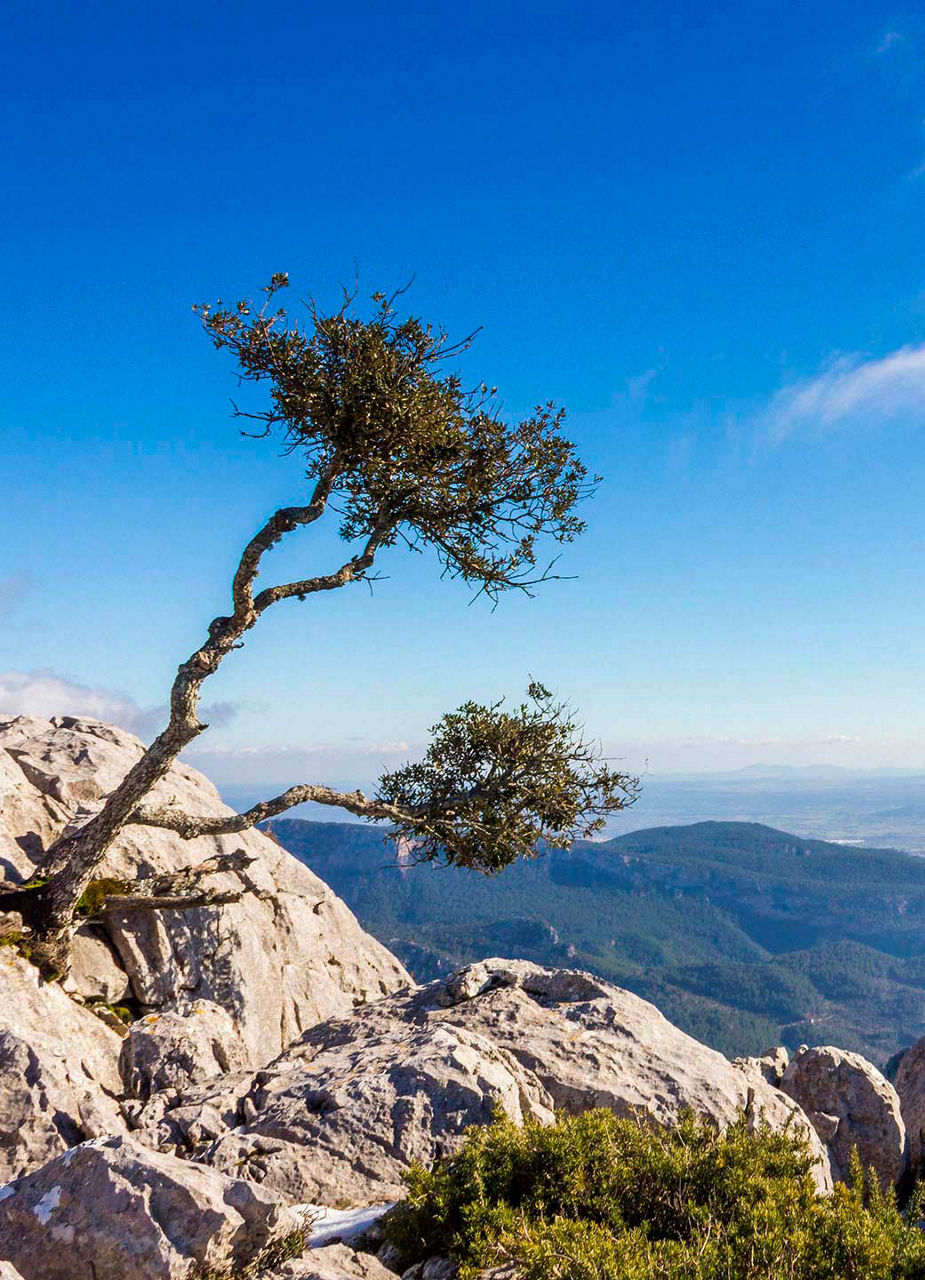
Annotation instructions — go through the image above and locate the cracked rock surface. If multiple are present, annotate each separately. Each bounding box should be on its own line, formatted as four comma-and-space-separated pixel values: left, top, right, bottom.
132, 958, 833, 1202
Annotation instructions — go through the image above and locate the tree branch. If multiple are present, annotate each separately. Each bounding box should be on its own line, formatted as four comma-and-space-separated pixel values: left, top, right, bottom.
130, 786, 415, 838
35, 458, 347, 934
81, 850, 258, 917
98, 889, 245, 914
252, 508, 395, 611
232, 456, 341, 614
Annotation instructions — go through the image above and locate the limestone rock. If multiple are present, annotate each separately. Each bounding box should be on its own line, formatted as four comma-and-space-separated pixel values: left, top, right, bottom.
0, 1135, 308, 1280
734, 1046, 789, 1088
258, 1243, 400, 1279
888, 1035, 925, 1175
395, 960, 829, 1181
781, 1045, 906, 1186
121, 999, 250, 1100
64, 924, 132, 1004
400, 1261, 456, 1280
0, 714, 411, 1062
140, 958, 830, 1203
0, 1264, 25, 1280
199, 1021, 555, 1203
0, 949, 125, 1181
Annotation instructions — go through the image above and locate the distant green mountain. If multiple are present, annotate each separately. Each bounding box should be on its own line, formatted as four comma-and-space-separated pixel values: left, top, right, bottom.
266, 818, 925, 1064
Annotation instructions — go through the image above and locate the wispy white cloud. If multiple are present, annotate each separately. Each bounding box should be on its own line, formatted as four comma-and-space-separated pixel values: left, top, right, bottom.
754, 344, 925, 443
0, 669, 238, 741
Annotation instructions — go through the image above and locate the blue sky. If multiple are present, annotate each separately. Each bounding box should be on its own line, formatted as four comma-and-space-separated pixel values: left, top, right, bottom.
2, 0, 924, 787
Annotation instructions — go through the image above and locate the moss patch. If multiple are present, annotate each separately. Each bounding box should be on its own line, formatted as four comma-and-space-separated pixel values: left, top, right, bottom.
76, 878, 131, 916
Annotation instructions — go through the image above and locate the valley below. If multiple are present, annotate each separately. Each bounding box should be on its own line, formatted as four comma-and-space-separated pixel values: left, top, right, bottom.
269, 817, 925, 1066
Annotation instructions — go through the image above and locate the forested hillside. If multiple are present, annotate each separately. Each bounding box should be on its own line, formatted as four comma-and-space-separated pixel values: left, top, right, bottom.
268, 818, 925, 1063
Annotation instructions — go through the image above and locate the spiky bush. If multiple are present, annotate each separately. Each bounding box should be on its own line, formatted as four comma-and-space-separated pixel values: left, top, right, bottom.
385, 1109, 925, 1280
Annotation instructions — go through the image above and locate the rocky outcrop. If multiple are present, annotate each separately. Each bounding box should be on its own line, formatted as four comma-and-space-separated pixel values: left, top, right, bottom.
120, 999, 250, 1100
402, 962, 808, 1134
0, 1136, 308, 1280
0, 1263, 25, 1280
781, 1045, 905, 1186
888, 1035, 925, 1175
0, 714, 411, 1063
131, 958, 831, 1202
141, 1021, 555, 1204
0, 950, 125, 1181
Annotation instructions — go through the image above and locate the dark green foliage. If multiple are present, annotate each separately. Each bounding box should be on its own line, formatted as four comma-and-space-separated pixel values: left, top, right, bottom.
377, 683, 639, 872
385, 1110, 925, 1280
196, 277, 592, 600
270, 818, 925, 1062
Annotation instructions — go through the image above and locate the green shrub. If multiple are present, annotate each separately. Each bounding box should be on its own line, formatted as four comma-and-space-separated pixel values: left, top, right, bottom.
385, 1110, 925, 1280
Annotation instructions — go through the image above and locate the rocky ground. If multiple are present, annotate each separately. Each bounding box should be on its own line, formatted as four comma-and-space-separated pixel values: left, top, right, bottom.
2, 715, 925, 1279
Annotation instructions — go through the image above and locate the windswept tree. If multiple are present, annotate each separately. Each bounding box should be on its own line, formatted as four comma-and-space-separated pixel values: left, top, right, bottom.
1, 275, 638, 976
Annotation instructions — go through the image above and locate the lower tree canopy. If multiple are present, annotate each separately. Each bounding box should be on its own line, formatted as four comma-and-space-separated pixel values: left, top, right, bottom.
377, 682, 639, 873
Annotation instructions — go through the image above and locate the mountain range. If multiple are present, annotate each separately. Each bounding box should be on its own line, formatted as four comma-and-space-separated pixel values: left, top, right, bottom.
267, 817, 925, 1065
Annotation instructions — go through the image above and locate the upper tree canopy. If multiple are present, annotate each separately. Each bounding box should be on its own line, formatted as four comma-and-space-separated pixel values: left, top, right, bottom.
190, 276, 637, 873
196, 275, 594, 600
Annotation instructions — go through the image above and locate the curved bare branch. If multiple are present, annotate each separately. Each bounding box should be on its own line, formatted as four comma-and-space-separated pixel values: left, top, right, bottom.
130, 785, 413, 839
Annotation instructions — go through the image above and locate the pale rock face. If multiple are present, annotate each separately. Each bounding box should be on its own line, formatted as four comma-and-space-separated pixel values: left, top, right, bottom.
133, 958, 831, 1203
256, 1243, 400, 1280
0, 714, 411, 1062
0, 950, 126, 1182
396, 960, 829, 1186
0, 1136, 308, 1280
0, 1264, 26, 1280
120, 999, 251, 1100
163, 1022, 554, 1204
884, 1036, 925, 1175
734, 1046, 789, 1088
64, 925, 132, 1004
781, 1045, 906, 1186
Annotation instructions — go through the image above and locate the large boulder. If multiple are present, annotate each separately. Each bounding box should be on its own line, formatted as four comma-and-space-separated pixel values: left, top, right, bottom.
0, 1135, 308, 1280
145, 1021, 555, 1204
781, 1045, 906, 1186
65, 924, 133, 1004
133, 958, 831, 1203
0, 714, 411, 1062
0, 949, 126, 1181
405, 962, 807, 1132
887, 1036, 925, 1176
